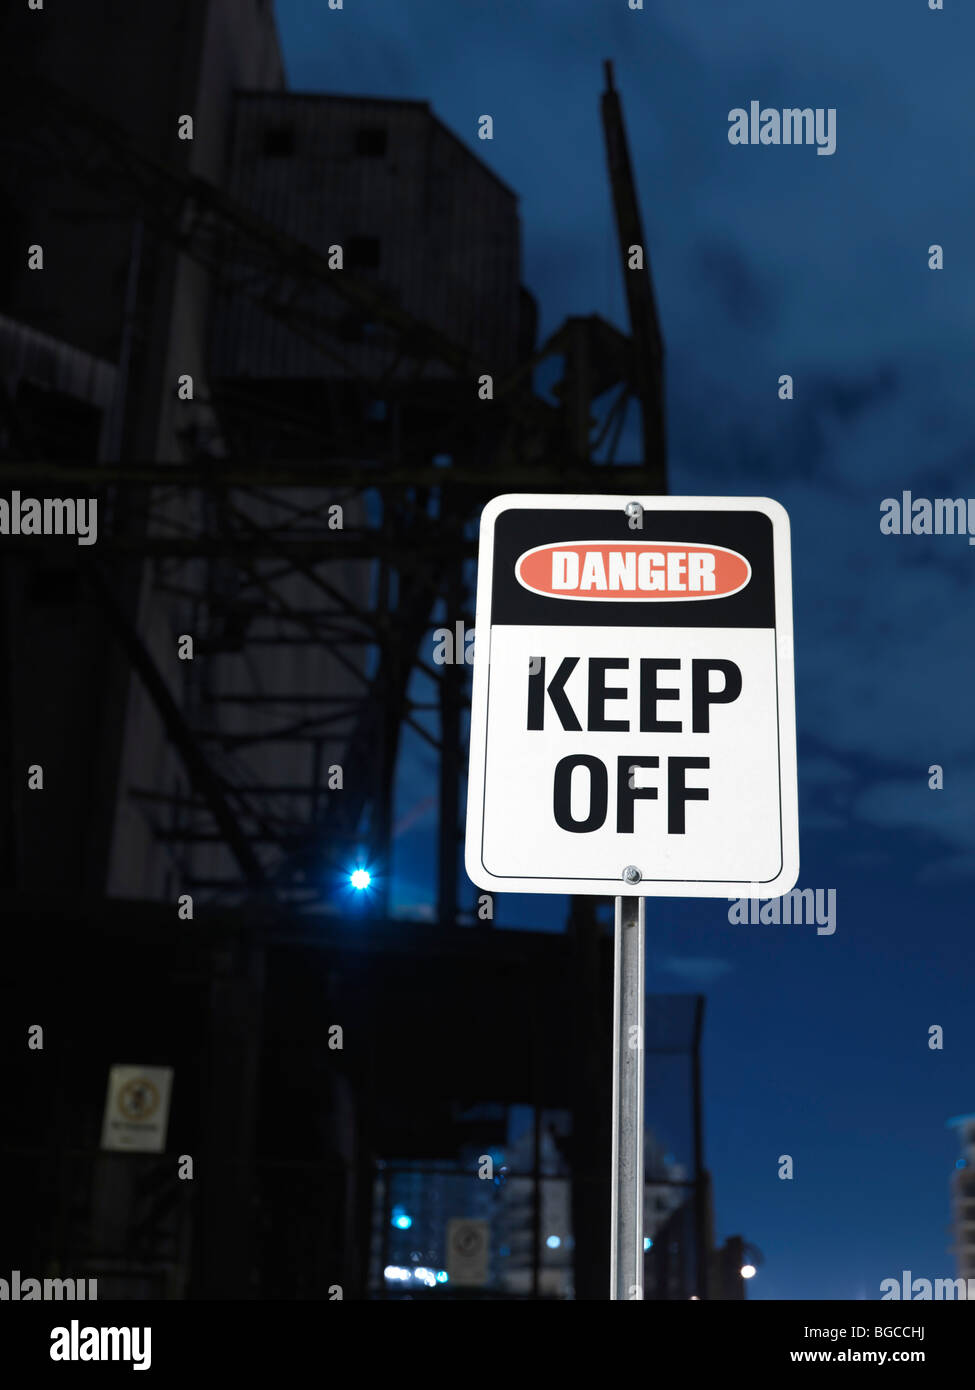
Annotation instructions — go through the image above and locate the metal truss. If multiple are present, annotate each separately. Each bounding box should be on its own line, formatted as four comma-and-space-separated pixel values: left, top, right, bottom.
0, 61, 666, 921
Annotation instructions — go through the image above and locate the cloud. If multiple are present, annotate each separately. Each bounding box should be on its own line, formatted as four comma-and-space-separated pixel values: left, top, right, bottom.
658, 956, 734, 986
693, 239, 778, 330
854, 768, 975, 850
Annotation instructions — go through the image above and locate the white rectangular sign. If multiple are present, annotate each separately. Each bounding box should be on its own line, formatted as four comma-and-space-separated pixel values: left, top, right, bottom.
465, 495, 798, 897
446, 1218, 490, 1287
100, 1064, 173, 1153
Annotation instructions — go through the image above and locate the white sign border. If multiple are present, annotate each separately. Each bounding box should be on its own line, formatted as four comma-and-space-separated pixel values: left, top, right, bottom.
464, 494, 799, 898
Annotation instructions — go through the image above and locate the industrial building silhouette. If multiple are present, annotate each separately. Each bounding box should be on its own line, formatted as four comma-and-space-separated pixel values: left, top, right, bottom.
0, 0, 743, 1299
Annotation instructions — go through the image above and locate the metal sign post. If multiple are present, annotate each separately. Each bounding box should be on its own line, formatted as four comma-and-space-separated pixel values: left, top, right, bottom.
610, 894, 645, 1299
465, 493, 799, 1300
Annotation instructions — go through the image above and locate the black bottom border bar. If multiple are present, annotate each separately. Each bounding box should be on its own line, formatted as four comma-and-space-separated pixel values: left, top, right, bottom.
0, 1298, 966, 1376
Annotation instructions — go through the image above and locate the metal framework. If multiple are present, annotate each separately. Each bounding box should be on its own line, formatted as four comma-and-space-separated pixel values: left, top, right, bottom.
0, 57, 667, 924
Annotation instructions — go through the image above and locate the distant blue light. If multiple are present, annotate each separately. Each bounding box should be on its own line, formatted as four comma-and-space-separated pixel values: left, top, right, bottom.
391, 1205, 412, 1230
546, 1235, 561, 1249
436, 1270, 449, 1283
644, 1237, 653, 1250
956, 1159, 968, 1169
350, 868, 371, 890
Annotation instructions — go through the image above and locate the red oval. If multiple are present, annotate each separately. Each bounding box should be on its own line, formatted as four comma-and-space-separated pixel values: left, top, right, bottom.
514, 541, 751, 601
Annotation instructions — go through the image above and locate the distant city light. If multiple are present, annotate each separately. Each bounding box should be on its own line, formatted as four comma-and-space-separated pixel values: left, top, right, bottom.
349, 868, 371, 890
644, 1237, 653, 1250
741, 1264, 757, 1279
390, 1203, 412, 1229
546, 1235, 561, 1249
385, 1265, 448, 1288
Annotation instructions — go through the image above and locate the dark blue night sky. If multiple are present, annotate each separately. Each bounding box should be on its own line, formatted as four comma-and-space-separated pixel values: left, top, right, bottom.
277, 0, 975, 1300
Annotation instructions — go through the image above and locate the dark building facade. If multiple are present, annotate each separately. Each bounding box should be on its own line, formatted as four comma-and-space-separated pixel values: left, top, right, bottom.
0, 2, 726, 1302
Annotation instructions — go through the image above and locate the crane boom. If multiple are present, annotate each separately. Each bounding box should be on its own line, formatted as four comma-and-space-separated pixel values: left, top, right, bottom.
600, 59, 667, 491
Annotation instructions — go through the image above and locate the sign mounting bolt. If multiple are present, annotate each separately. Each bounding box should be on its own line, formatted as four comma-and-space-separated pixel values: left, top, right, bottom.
622, 865, 641, 884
